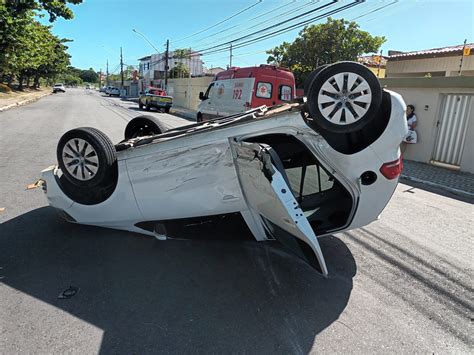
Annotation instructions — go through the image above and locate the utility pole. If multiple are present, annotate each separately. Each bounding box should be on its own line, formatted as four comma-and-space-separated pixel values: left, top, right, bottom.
106, 60, 109, 86
99, 68, 102, 88
377, 50, 383, 78
229, 43, 233, 67
458, 39, 468, 76
120, 47, 124, 89
164, 39, 169, 89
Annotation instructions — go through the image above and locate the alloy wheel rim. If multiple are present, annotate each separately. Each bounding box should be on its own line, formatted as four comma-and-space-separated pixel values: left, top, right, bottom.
317, 72, 372, 126
62, 138, 99, 181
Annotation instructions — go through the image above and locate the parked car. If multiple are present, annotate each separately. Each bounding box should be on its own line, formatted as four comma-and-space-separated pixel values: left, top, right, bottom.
99, 86, 107, 93
138, 87, 173, 112
197, 65, 295, 122
39, 62, 407, 275
52, 83, 66, 93
108, 87, 120, 96
104, 86, 114, 95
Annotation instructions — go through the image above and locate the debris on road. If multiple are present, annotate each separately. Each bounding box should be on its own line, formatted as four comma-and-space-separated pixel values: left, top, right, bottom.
58, 286, 80, 299
26, 180, 44, 190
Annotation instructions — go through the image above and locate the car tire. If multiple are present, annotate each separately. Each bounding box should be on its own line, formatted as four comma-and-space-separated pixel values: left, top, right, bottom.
145, 103, 151, 111
164, 107, 170, 113
139, 102, 143, 109
306, 61, 382, 134
304, 64, 329, 96
197, 112, 203, 123
57, 127, 117, 188
124, 115, 168, 139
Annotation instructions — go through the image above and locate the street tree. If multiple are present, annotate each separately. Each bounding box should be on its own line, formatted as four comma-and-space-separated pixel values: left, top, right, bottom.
3, 0, 83, 22
0, 0, 81, 87
266, 18, 386, 86
169, 63, 190, 79
79, 68, 99, 83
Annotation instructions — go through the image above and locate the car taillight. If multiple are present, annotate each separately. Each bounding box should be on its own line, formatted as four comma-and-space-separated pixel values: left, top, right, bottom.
380, 156, 403, 180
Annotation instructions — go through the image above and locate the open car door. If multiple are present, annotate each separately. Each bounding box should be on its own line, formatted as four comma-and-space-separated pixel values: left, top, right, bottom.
231, 141, 328, 276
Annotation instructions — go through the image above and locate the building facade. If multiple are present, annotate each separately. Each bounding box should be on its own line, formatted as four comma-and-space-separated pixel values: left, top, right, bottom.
138, 50, 204, 90
386, 43, 474, 78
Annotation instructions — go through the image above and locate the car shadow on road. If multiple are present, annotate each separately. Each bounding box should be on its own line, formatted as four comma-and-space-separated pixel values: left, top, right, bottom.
0, 207, 356, 353
400, 178, 474, 204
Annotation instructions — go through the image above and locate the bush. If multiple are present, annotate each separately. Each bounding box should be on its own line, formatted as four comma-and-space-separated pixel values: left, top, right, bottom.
0, 83, 13, 93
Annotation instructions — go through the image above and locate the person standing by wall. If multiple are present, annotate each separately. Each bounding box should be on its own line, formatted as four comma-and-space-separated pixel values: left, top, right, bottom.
403, 104, 418, 144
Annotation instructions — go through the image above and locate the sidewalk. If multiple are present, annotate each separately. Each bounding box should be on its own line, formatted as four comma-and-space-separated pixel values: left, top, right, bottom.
0, 88, 51, 112
401, 159, 474, 199
170, 106, 196, 121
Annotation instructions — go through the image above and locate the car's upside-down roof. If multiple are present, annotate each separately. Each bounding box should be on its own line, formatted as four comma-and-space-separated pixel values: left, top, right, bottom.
115, 102, 304, 151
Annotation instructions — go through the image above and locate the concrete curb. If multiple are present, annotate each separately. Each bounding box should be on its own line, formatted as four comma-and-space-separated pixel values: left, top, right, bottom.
0, 91, 51, 112
401, 174, 474, 200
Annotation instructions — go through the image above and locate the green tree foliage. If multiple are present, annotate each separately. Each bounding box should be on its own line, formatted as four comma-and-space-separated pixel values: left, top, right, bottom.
2, 0, 82, 22
170, 49, 191, 78
79, 68, 99, 83
266, 18, 386, 87
169, 62, 190, 79
0, 0, 82, 88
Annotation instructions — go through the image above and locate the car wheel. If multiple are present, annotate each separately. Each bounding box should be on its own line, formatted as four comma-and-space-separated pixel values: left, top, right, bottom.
124, 115, 168, 139
57, 127, 117, 187
164, 107, 170, 113
304, 64, 329, 96
145, 103, 151, 111
197, 112, 203, 123
139, 102, 143, 109
306, 61, 382, 134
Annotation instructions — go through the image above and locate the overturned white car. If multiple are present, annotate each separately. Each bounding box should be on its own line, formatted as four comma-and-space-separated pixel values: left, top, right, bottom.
40, 62, 407, 276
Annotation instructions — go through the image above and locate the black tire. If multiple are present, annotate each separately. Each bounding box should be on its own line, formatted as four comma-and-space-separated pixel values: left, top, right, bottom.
306, 61, 382, 134
145, 103, 151, 111
124, 115, 168, 139
304, 64, 329, 96
164, 107, 170, 113
197, 112, 203, 123
139, 101, 143, 109
57, 127, 117, 188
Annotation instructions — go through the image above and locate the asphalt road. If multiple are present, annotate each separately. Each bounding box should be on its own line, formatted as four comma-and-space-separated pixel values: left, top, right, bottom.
1, 89, 473, 354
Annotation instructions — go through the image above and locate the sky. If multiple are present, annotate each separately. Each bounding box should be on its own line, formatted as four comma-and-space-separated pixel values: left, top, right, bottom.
43, 0, 474, 74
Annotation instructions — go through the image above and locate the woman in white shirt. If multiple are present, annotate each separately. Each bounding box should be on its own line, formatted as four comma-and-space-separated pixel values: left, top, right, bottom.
404, 104, 418, 144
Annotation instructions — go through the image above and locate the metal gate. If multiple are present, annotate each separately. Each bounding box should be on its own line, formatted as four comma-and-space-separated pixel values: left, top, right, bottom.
431, 94, 473, 166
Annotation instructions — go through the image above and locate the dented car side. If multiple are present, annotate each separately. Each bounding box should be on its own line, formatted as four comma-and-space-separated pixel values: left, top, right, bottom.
41, 62, 408, 275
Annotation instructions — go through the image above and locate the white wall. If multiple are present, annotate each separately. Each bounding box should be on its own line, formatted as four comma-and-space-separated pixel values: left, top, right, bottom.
167, 77, 213, 111
381, 78, 474, 173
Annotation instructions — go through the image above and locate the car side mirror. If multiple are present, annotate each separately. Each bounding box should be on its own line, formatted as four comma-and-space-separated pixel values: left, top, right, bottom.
199, 92, 205, 100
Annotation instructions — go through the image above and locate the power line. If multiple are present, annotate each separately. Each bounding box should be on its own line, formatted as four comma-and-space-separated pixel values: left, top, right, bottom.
229, 0, 363, 51
350, 0, 398, 21
171, 0, 264, 44
182, 1, 351, 60
192, 0, 359, 58
176, 0, 311, 50
192, 0, 338, 55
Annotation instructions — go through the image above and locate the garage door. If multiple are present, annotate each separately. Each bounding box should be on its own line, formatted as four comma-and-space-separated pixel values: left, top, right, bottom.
432, 94, 473, 167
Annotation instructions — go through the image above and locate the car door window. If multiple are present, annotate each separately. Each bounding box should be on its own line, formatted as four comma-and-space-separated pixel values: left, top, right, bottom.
286, 165, 333, 198
205, 83, 215, 99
